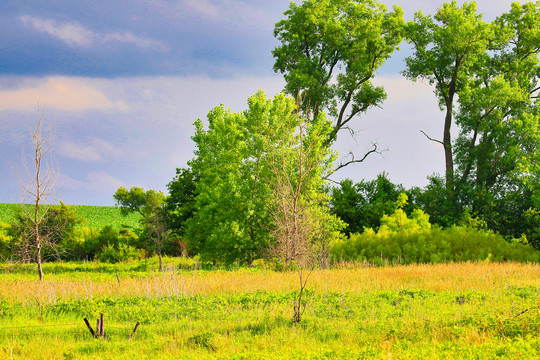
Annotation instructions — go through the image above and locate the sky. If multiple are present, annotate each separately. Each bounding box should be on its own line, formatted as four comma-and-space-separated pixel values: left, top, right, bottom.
0, 0, 529, 205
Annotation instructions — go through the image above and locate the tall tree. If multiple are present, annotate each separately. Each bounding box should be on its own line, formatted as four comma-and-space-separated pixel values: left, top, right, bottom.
186, 93, 274, 265
272, 0, 404, 169
405, 1, 540, 238
454, 2, 540, 212
403, 1, 493, 199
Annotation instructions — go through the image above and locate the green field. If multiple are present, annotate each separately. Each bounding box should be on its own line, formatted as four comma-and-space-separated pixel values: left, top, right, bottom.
0, 203, 141, 230
0, 260, 539, 359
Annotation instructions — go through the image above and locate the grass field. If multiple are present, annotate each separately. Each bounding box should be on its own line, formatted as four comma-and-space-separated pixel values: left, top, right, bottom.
0, 203, 141, 230
0, 259, 539, 359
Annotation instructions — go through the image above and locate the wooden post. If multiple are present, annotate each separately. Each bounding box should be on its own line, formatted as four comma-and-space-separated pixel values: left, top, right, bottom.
100, 313, 104, 337
96, 319, 101, 338
130, 321, 141, 339
83, 318, 95, 337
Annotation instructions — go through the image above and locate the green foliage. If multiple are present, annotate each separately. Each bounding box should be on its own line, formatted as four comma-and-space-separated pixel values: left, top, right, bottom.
377, 194, 431, 235
404, 1, 540, 240
273, 0, 404, 142
187, 94, 274, 264
188, 91, 341, 265
114, 187, 166, 218
188, 90, 344, 266
332, 226, 540, 265
330, 174, 416, 235
0, 222, 11, 259
165, 167, 197, 239
331, 192, 539, 264
6, 202, 83, 261
96, 243, 145, 263
452, 2, 540, 239
411, 175, 460, 227
82, 225, 139, 260
0, 203, 143, 261
523, 208, 540, 249
114, 186, 172, 269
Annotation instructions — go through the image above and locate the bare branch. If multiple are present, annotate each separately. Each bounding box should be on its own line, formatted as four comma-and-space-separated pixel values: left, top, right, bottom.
420, 130, 445, 146
323, 144, 380, 180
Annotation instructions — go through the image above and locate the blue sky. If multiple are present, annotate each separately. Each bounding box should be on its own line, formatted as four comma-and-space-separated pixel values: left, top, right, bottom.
0, 0, 528, 205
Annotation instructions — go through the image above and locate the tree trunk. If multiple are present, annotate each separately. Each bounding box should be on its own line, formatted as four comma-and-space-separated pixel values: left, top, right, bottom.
157, 236, 163, 272
35, 200, 43, 282
37, 241, 43, 282
444, 97, 455, 198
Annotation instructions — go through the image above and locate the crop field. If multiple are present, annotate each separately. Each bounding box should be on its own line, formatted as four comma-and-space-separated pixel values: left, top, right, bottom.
0, 203, 141, 230
0, 260, 539, 359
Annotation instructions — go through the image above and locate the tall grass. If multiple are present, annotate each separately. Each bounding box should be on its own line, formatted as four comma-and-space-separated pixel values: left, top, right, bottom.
0, 261, 539, 359
0, 259, 538, 303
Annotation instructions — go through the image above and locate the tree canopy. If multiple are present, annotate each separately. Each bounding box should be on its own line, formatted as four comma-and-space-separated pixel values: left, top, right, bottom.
273, 0, 404, 146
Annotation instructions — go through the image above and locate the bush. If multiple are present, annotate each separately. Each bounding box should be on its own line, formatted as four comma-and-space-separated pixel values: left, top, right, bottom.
0, 222, 12, 260
96, 243, 145, 263
331, 226, 540, 265
83, 225, 139, 260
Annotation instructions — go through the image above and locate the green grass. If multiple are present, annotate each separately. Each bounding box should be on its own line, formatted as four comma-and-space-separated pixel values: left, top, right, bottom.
70, 205, 141, 230
0, 261, 539, 359
0, 203, 141, 231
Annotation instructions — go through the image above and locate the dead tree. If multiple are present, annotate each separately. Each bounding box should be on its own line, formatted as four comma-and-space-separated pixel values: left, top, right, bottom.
263, 111, 336, 323
16, 106, 58, 281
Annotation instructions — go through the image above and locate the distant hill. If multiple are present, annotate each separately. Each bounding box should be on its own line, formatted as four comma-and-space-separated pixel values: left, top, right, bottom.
0, 203, 141, 230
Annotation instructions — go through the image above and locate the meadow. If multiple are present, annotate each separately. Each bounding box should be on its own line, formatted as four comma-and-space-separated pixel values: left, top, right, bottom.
0, 259, 539, 359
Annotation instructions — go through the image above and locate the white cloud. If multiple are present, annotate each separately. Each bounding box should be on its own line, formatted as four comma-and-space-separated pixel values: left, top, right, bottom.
59, 171, 125, 193
57, 138, 123, 162
21, 15, 95, 47
104, 32, 169, 52
86, 171, 126, 192
20, 15, 168, 51
0, 77, 126, 111
146, 0, 273, 28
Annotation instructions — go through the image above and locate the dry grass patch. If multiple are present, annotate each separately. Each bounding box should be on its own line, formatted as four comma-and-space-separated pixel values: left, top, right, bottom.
1, 262, 538, 304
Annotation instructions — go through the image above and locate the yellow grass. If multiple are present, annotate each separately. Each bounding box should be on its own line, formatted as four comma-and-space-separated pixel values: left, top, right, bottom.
1, 262, 538, 304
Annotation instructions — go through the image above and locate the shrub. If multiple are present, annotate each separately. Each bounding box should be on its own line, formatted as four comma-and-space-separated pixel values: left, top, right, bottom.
96, 243, 145, 263
0, 222, 12, 260
331, 226, 540, 265
83, 225, 139, 260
